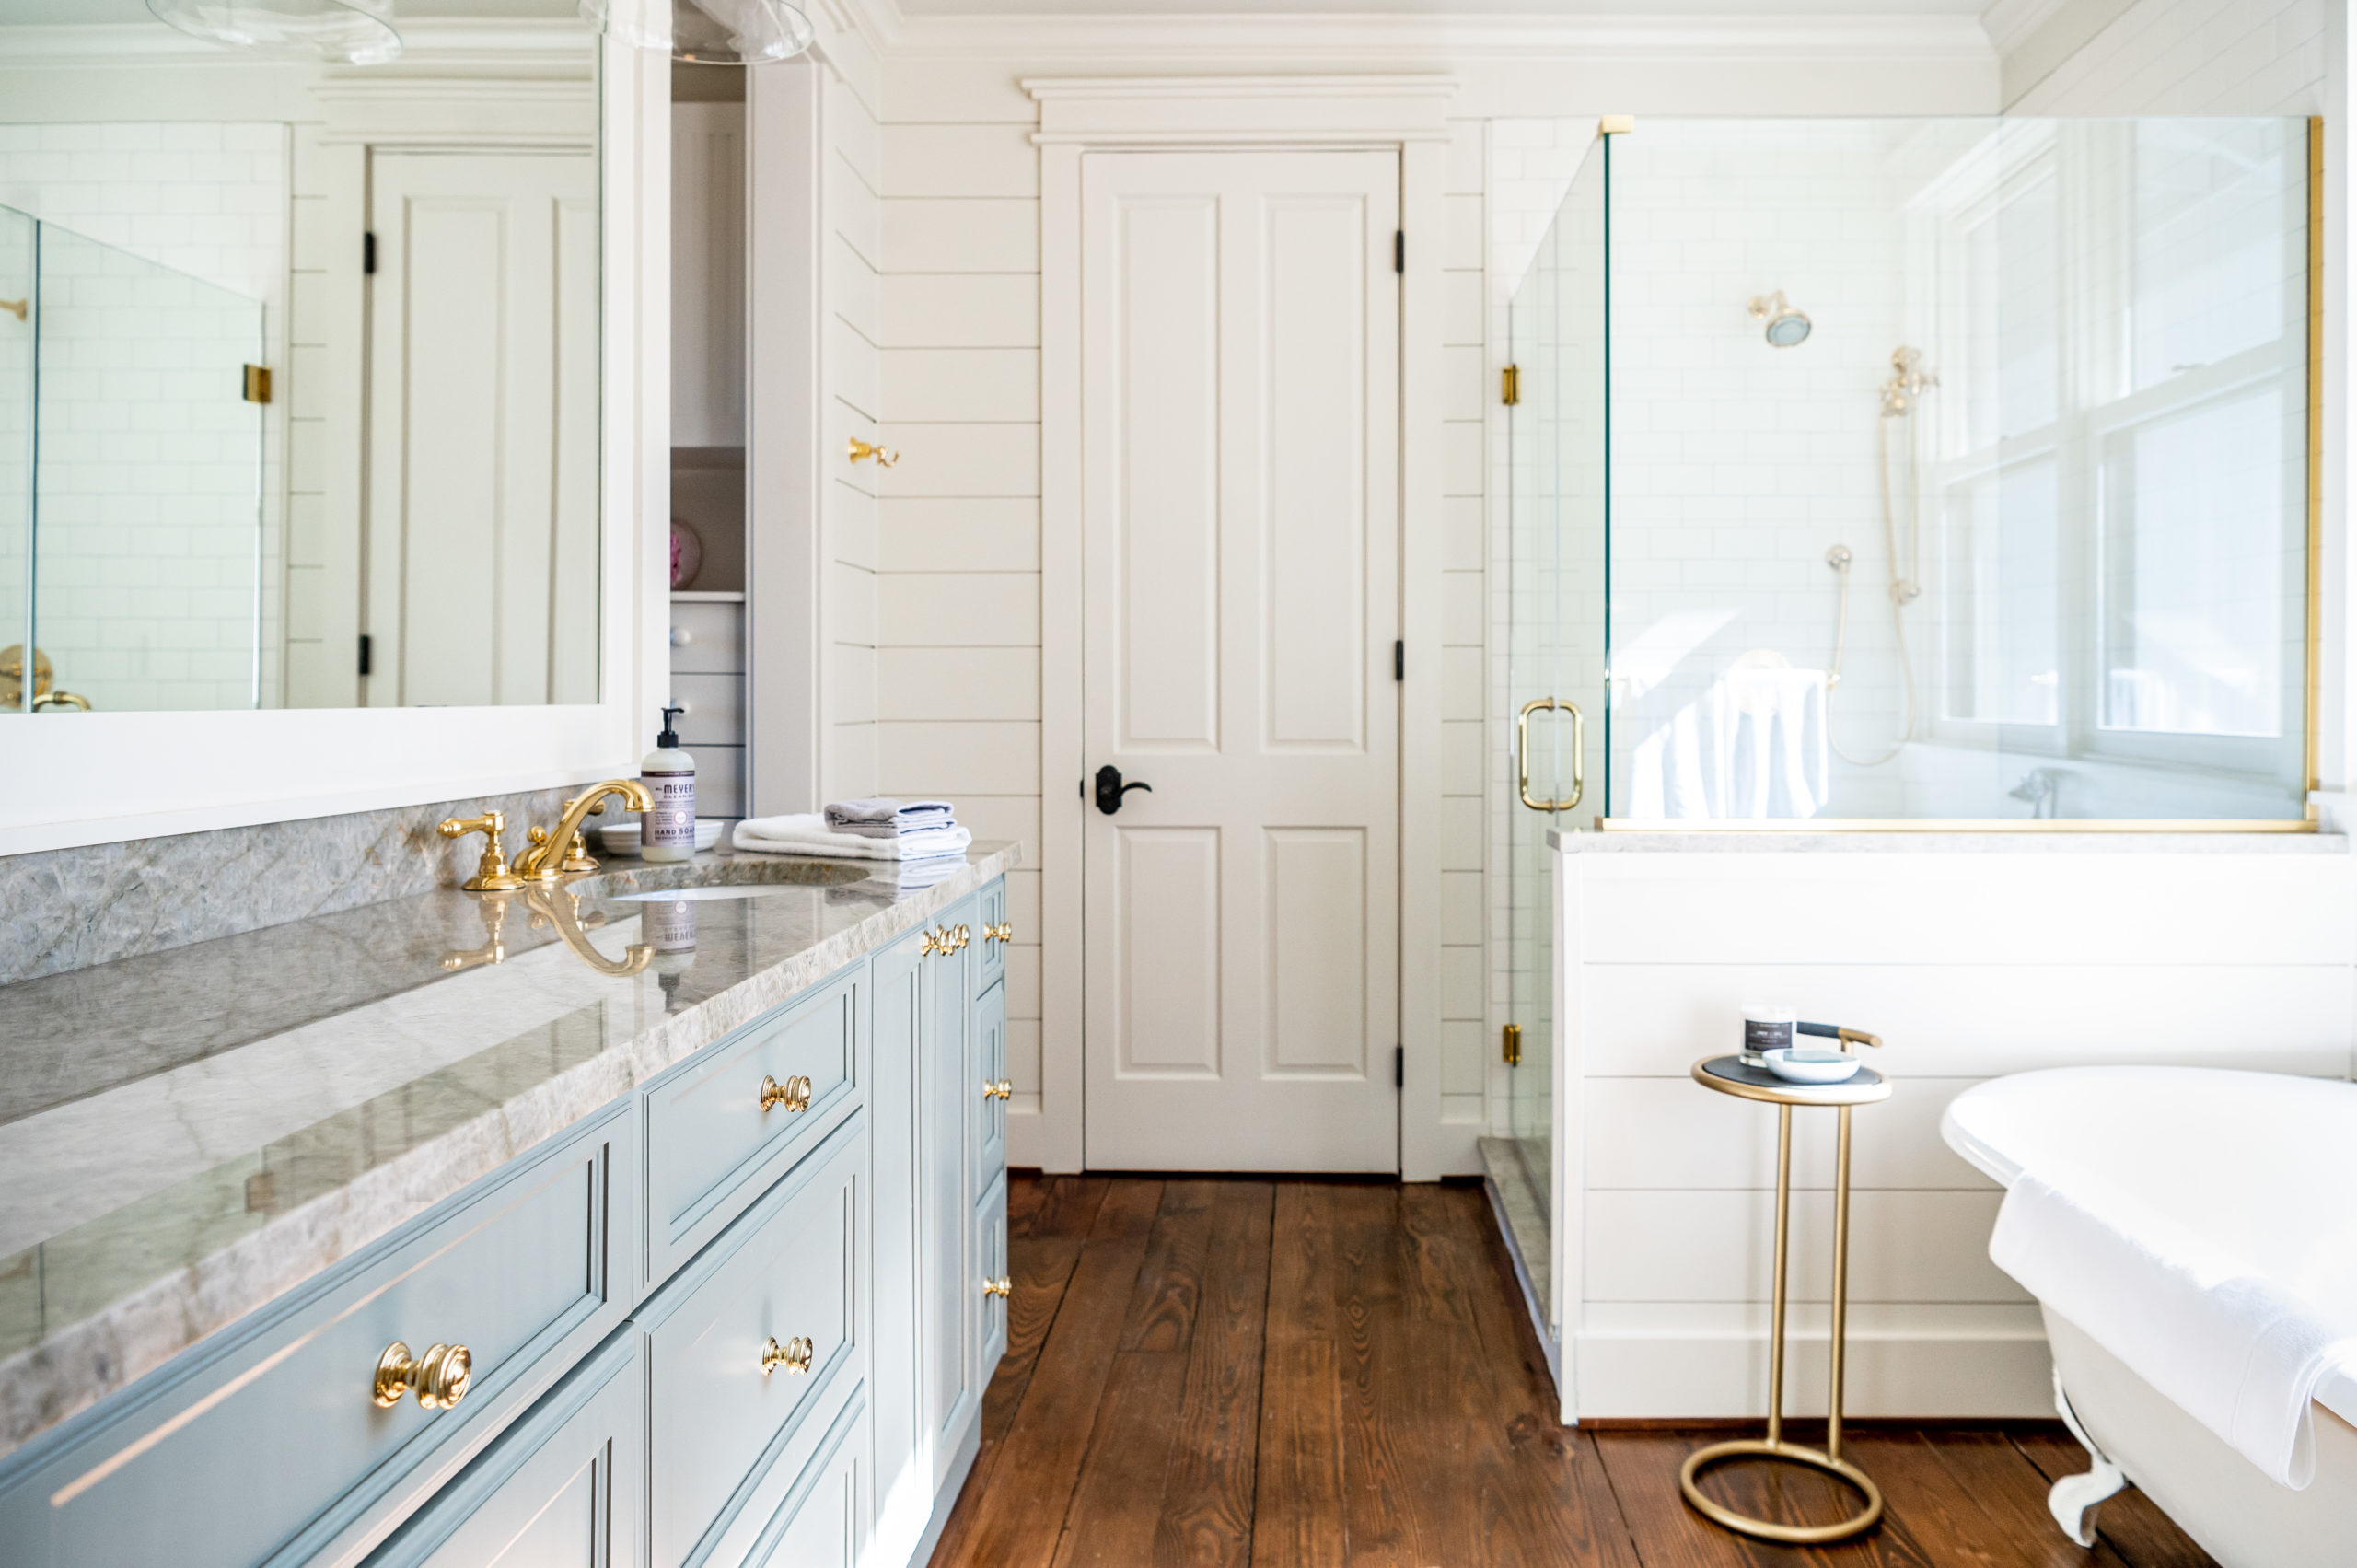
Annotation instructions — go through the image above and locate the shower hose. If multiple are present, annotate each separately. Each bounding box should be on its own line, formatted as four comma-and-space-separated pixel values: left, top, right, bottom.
1827, 412, 1921, 768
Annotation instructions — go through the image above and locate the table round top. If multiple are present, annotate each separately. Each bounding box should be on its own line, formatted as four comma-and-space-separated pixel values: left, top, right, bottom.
1690, 1054, 1892, 1107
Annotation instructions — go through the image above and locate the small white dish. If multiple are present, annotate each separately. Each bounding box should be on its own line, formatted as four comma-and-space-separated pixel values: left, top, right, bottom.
597, 819, 725, 856
1763, 1048, 1863, 1086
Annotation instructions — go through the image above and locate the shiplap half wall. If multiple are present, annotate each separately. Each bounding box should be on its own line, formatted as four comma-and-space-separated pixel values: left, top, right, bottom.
877, 86, 1046, 1122
1556, 838, 2357, 1419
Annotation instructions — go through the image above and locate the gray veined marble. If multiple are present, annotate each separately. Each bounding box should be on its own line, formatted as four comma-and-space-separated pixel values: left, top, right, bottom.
0, 784, 592, 986
0, 840, 1021, 1457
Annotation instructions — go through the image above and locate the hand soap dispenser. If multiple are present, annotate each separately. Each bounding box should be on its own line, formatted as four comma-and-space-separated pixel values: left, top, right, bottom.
642, 706, 696, 863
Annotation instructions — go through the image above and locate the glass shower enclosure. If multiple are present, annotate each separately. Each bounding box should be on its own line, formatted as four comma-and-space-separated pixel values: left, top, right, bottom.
1, 203, 268, 714
1500, 113, 2315, 1338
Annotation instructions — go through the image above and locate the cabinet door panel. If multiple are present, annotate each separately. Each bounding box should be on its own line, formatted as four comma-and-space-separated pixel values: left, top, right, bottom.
975, 877, 1008, 995
974, 1173, 1008, 1375
360, 1337, 641, 1568
923, 896, 978, 1488
866, 927, 925, 1554
742, 1402, 866, 1568
973, 981, 1006, 1192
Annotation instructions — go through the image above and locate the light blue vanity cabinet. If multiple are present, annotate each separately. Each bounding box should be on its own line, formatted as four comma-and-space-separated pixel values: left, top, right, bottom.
0, 1104, 635, 1568
0, 869, 1011, 1568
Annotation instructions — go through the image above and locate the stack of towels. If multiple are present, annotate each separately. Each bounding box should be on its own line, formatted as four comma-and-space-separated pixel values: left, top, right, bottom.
731, 799, 972, 887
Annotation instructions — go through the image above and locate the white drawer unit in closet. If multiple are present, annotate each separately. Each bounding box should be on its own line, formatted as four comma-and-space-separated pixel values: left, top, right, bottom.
671, 593, 747, 818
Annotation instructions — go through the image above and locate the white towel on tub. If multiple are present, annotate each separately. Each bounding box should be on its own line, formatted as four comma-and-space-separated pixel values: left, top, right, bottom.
1984, 1076, 2357, 1490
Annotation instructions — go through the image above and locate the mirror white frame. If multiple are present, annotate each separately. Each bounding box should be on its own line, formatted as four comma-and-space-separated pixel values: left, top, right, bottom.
0, 36, 669, 857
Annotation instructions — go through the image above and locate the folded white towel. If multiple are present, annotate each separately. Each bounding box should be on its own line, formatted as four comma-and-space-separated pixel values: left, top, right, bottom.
824, 797, 956, 840
1984, 1074, 2357, 1489
733, 813, 972, 862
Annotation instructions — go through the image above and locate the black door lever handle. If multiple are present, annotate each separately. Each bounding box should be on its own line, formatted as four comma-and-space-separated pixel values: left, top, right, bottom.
1094, 764, 1154, 816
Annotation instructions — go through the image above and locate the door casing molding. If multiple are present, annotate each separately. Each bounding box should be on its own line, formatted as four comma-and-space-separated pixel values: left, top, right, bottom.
1028, 74, 1454, 1178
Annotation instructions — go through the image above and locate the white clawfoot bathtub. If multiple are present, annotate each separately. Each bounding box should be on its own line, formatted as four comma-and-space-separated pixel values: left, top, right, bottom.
1943, 1068, 2357, 1568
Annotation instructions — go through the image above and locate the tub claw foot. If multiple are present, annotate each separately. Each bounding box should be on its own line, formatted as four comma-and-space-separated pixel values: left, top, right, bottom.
2049, 1366, 2127, 1547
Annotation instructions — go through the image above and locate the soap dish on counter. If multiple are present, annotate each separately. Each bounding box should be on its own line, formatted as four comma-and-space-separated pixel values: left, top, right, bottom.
1763, 1048, 1864, 1086
597, 819, 725, 855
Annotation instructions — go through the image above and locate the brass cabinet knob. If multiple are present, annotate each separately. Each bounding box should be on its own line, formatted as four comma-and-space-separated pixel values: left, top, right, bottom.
760, 1074, 813, 1113
982, 1079, 1012, 1101
982, 1277, 1012, 1299
984, 922, 1013, 945
374, 1341, 472, 1410
761, 1335, 814, 1376
920, 927, 947, 957
954, 924, 970, 950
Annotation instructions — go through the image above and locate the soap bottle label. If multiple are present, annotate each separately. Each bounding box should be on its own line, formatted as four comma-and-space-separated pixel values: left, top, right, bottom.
644, 771, 696, 847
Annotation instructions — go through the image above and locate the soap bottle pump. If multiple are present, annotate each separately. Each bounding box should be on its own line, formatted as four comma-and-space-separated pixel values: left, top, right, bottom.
642, 705, 696, 863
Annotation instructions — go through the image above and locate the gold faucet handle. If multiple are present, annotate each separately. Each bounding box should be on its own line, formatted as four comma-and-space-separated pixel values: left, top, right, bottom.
438, 812, 525, 892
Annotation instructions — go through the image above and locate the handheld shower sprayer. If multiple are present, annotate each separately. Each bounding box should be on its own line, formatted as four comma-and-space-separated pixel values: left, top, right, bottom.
1824, 345, 1934, 767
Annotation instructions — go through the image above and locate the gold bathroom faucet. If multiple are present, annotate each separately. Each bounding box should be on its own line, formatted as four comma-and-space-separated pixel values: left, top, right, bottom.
515, 780, 654, 882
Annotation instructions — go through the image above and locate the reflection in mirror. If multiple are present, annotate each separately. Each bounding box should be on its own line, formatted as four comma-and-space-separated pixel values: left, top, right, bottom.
0, 0, 600, 714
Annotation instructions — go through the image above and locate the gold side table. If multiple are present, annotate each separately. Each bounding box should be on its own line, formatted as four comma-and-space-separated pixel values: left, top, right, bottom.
1678, 1054, 1892, 1545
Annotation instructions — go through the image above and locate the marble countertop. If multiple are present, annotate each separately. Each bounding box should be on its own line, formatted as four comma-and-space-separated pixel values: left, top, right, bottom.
1546, 827, 2346, 853
0, 842, 1019, 1457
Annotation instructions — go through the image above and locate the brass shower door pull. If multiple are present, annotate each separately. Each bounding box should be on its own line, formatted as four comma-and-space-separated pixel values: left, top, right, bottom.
1515, 697, 1585, 811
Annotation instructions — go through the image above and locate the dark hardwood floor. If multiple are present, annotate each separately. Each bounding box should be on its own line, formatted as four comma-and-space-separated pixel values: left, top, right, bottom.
927, 1176, 2218, 1568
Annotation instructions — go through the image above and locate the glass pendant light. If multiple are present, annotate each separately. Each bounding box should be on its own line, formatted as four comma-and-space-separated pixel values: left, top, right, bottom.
580, 0, 815, 64
145, 0, 401, 65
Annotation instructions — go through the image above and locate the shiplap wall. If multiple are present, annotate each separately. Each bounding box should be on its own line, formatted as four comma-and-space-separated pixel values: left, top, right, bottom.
877, 74, 1047, 1121
825, 52, 884, 807
1557, 838, 2355, 1418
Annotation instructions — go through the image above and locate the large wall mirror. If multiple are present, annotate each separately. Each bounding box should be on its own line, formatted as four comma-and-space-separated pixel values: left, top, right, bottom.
0, 0, 601, 716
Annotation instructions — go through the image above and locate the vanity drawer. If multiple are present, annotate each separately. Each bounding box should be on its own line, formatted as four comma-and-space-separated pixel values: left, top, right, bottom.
670, 600, 745, 674
0, 1106, 633, 1568
670, 673, 744, 747
643, 965, 861, 1284
974, 876, 1008, 994
972, 980, 1005, 1192
641, 1118, 863, 1568
358, 1334, 641, 1568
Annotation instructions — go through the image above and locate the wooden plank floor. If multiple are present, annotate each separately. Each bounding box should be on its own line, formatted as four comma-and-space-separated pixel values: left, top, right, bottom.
927, 1176, 2220, 1568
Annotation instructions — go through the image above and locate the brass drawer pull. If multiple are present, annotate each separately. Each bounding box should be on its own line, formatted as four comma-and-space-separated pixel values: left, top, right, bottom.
761, 1335, 814, 1376
374, 1341, 472, 1410
760, 1074, 813, 1113
982, 1276, 1011, 1299
982, 1079, 1012, 1101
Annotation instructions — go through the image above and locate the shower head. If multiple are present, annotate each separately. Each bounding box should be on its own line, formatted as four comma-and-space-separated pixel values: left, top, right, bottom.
1748, 290, 1811, 348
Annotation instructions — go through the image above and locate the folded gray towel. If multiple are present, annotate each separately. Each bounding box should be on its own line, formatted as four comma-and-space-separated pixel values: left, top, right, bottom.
825, 798, 956, 840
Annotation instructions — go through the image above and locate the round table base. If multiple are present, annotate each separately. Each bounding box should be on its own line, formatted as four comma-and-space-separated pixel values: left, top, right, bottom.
1678, 1438, 1886, 1544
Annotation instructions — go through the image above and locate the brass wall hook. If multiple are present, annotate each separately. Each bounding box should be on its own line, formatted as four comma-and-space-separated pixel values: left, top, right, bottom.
0, 298, 24, 323
847, 436, 899, 469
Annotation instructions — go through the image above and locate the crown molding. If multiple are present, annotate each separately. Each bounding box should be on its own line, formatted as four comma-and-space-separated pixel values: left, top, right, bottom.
1977, 0, 2071, 54
0, 17, 593, 71
1025, 72, 1456, 99
848, 8, 1996, 64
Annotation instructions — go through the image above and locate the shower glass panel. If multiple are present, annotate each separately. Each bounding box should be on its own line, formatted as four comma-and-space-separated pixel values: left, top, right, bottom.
1501, 135, 1608, 1323
1588, 117, 2310, 824
0, 207, 29, 712
2, 204, 266, 714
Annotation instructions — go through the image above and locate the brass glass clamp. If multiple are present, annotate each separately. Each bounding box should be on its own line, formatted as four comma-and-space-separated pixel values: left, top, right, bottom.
437, 812, 525, 892
761, 1335, 814, 1376
374, 1341, 473, 1410
760, 1074, 814, 1113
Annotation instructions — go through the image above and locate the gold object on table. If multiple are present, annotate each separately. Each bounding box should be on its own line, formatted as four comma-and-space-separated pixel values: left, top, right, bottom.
374, 1341, 472, 1410
517, 780, 653, 881
761, 1335, 814, 1376
437, 811, 526, 891
1678, 1052, 1892, 1544
760, 1074, 813, 1113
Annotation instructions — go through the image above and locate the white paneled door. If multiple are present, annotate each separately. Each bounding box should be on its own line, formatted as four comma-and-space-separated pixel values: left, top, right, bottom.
365, 151, 599, 707
1080, 150, 1401, 1172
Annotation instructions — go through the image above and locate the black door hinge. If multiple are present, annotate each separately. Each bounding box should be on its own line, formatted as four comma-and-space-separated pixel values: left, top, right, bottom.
357, 633, 373, 676
363, 232, 377, 274
1393, 230, 1404, 273
1394, 1046, 1404, 1088
1394, 639, 1404, 681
